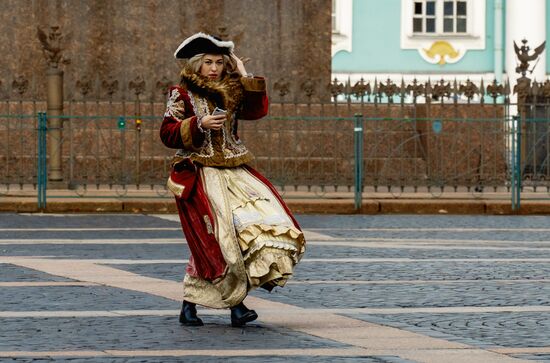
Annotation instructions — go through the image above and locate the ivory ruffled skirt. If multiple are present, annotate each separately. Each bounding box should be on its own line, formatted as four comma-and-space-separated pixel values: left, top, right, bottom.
182, 166, 305, 308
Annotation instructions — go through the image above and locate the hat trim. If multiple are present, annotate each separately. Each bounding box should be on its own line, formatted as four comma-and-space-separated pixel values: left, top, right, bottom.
174, 32, 235, 59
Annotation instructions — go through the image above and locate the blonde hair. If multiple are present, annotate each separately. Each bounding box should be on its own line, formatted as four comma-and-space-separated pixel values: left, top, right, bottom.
186, 53, 235, 76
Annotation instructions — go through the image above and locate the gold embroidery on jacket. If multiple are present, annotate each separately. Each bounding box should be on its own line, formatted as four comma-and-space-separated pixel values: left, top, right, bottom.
166, 176, 186, 197
175, 90, 252, 166
203, 215, 214, 234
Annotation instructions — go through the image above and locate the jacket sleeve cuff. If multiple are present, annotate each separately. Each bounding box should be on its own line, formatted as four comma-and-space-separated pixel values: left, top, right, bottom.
240, 76, 266, 92
180, 116, 204, 150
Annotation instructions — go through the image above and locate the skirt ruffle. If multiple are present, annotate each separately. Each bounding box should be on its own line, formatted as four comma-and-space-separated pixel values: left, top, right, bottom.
225, 170, 305, 290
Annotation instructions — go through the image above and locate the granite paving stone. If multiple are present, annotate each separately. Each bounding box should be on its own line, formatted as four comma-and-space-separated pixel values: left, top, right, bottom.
251, 281, 550, 308
1, 286, 177, 312
304, 246, 550, 259
0, 356, 412, 363
294, 261, 550, 281
511, 354, 550, 362
3, 213, 550, 362
0, 214, 179, 229
295, 214, 550, 230
4, 242, 550, 260
106, 263, 184, 282
0, 244, 190, 260
108, 260, 550, 284
0, 230, 182, 240
348, 312, 550, 348
310, 229, 550, 241
0, 316, 347, 351
0, 264, 73, 282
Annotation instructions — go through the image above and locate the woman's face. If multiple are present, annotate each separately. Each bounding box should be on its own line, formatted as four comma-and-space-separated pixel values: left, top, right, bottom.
200, 54, 224, 80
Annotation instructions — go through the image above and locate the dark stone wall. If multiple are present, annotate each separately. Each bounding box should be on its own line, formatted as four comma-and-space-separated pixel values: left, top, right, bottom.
0, 0, 331, 101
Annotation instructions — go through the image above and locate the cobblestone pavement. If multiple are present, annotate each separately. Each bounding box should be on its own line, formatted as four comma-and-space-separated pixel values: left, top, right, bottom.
2, 214, 550, 362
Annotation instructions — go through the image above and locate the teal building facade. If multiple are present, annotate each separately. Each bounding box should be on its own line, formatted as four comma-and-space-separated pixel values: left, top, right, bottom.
332, 0, 547, 88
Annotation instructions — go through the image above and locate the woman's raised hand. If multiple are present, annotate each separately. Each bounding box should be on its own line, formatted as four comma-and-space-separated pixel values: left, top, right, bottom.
230, 52, 247, 76
200, 114, 226, 130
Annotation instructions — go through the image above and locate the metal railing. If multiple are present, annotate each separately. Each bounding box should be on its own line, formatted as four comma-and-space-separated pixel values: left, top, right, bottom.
3, 74, 550, 211
39, 114, 172, 198
0, 111, 536, 210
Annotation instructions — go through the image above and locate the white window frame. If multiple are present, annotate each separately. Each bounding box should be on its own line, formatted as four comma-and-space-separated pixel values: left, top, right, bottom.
332, 0, 338, 33
401, 0, 485, 50
332, 0, 353, 56
412, 0, 438, 34
441, 0, 469, 34
411, 0, 470, 35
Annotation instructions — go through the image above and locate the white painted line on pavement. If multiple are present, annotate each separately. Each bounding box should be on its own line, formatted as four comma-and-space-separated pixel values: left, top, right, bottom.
302, 257, 550, 263
0, 227, 181, 232
308, 227, 550, 232
3, 237, 550, 247
1, 256, 548, 264
0, 348, 374, 358
0, 239, 185, 244
0, 310, 179, 318
303, 230, 335, 240
148, 214, 180, 222
3, 256, 550, 264
311, 237, 550, 244
287, 279, 550, 285
491, 347, 550, 354
0, 282, 98, 287
308, 241, 550, 250
0, 228, 333, 241
5, 305, 550, 318
330, 305, 550, 314
6, 226, 550, 236
0, 279, 546, 288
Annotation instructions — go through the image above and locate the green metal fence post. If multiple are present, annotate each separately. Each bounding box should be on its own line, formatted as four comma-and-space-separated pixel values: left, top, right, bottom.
510, 116, 516, 211
37, 112, 42, 209
515, 115, 522, 211
41, 112, 47, 209
37, 112, 48, 210
354, 114, 364, 211
511, 115, 521, 212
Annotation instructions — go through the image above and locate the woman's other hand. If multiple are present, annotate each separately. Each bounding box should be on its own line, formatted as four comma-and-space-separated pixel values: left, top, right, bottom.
200, 114, 226, 130
230, 52, 247, 76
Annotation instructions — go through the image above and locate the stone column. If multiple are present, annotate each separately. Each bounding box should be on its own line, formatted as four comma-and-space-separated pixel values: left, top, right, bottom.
505, 0, 546, 88
37, 26, 70, 182
506, 0, 546, 175
46, 67, 64, 181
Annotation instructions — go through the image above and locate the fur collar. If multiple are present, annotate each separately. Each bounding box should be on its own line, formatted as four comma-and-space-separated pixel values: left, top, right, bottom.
180, 66, 244, 112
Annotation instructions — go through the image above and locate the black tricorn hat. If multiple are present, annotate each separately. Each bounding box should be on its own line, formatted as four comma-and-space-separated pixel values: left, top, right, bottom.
174, 32, 235, 59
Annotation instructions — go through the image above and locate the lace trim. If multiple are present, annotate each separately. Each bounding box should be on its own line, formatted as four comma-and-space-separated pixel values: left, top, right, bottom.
175, 91, 250, 164
242, 239, 299, 262
164, 88, 185, 120
223, 114, 249, 159
175, 91, 213, 159
246, 249, 295, 288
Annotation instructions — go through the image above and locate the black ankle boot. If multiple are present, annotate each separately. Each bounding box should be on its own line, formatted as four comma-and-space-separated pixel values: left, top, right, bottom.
230, 302, 258, 327
179, 300, 203, 326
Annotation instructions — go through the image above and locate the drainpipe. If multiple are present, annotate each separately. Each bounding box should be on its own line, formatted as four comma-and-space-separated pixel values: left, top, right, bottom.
494, 0, 503, 83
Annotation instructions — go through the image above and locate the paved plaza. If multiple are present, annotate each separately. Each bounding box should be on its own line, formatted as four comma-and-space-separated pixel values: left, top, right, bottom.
1, 213, 550, 362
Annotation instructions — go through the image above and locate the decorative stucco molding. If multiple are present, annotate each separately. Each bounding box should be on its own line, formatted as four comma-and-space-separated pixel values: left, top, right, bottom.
421, 40, 465, 65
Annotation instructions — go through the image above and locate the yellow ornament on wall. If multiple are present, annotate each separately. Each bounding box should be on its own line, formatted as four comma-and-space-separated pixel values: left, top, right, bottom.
423, 41, 461, 65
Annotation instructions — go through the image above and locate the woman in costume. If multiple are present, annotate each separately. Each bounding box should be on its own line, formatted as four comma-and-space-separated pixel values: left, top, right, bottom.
160, 33, 305, 327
